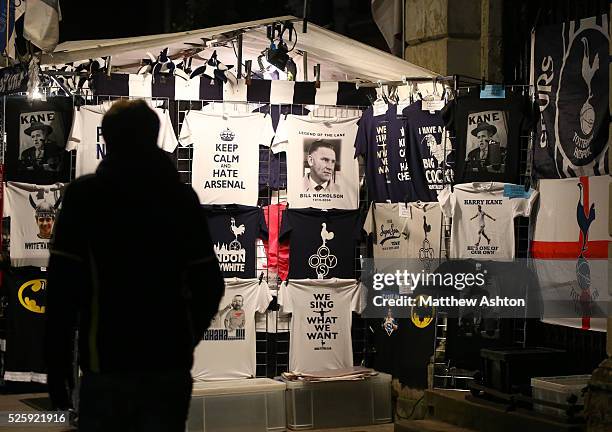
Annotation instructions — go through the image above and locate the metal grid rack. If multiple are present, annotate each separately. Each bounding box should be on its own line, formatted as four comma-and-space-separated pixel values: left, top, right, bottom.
174, 100, 367, 378
0, 76, 537, 388
431, 82, 536, 389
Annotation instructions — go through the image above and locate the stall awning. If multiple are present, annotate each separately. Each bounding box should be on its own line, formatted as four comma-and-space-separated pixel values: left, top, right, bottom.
42, 16, 435, 82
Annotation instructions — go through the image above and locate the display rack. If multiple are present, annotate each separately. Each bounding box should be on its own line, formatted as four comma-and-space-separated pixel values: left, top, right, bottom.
430, 81, 536, 390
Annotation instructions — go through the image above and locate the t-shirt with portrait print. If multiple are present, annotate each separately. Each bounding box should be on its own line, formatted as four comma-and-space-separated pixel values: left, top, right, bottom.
272, 115, 360, 210
3, 182, 66, 267
4, 96, 72, 184
192, 278, 272, 381
441, 89, 532, 184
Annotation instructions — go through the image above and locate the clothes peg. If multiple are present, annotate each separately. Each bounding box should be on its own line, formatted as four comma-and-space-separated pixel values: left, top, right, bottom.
245, 60, 252, 85
314, 63, 321, 88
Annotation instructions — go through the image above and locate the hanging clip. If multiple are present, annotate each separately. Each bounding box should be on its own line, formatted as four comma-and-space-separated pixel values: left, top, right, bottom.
245, 60, 252, 86
259, 272, 265, 284
481, 76, 486, 91
314, 63, 321, 88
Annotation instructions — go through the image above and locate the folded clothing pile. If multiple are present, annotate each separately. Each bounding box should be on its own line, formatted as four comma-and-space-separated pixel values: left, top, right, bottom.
281, 366, 378, 382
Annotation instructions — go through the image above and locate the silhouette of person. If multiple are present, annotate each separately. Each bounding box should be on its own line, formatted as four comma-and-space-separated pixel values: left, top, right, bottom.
45, 100, 224, 432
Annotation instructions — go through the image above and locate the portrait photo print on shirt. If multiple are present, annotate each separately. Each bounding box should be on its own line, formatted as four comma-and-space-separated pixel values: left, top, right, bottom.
442, 88, 531, 184
274, 115, 359, 210
4, 96, 73, 184
465, 110, 509, 174
302, 137, 343, 193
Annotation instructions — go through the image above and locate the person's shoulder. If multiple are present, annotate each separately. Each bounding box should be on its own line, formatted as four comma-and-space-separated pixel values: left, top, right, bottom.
21, 146, 34, 156
44, 142, 61, 153
64, 174, 98, 194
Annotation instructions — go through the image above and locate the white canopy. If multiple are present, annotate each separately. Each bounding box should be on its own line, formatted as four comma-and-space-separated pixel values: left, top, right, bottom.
42, 16, 435, 82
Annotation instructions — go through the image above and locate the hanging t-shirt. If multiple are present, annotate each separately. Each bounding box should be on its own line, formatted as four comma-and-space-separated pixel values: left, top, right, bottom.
3, 267, 48, 383
280, 209, 361, 279
363, 203, 410, 266
354, 104, 413, 202
4, 96, 72, 184
179, 111, 275, 205
3, 182, 66, 267
404, 202, 444, 271
257, 105, 309, 190
262, 203, 289, 281
531, 176, 610, 332
278, 278, 365, 373
192, 278, 272, 380
273, 115, 360, 210
203, 205, 268, 278
372, 316, 435, 389
438, 182, 538, 260
67, 101, 178, 177
441, 88, 532, 184
403, 100, 454, 201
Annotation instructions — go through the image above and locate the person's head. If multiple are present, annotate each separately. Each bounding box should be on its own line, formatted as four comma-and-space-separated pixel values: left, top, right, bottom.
25, 122, 52, 150
472, 122, 496, 151
307, 140, 336, 184
231, 295, 244, 310
32, 201, 56, 239
101, 100, 160, 155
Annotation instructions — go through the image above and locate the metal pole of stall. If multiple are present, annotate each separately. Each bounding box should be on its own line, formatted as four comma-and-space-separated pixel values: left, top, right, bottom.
237, 34, 243, 79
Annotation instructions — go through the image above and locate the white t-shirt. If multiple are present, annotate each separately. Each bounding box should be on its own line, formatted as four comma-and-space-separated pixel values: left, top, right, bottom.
67, 102, 178, 177
278, 278, 365, 373
273, 115, 360, 210
3, 182, 65, 267
404, 202, 443, 271
363, 202, 410, 263
192, 278, 272, 381
438, 182, 538, 259
179, 111, 275, 205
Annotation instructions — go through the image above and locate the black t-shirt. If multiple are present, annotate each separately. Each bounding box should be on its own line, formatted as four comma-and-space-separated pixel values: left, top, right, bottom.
4, 267, 48, 382
354, 104, 414, 202
413, 259, 541, 370
203, 205, 268, 278
372, 316, 435, 389
442, 89, 532, 184
5, 96, 72, 184
279, 208, 361, 279
255, 105, 309, 190
403, 100, 455, 201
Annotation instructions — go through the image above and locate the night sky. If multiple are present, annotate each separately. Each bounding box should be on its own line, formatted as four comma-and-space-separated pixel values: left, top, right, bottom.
59, 0, 388, 52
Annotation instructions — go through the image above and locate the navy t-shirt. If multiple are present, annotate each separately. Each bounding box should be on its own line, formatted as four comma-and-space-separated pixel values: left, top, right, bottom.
354, 104, 413, 202
203, 205, 268, 278
256, 105, 309, 190
279, 208, 362, 279
403, 100, 455, 201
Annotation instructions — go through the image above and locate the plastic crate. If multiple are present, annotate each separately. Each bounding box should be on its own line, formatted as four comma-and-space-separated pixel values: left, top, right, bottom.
480, 347, 567, 393
531, 375, 590, 417
284, 372, 392, 430
187, 378, 286, 432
